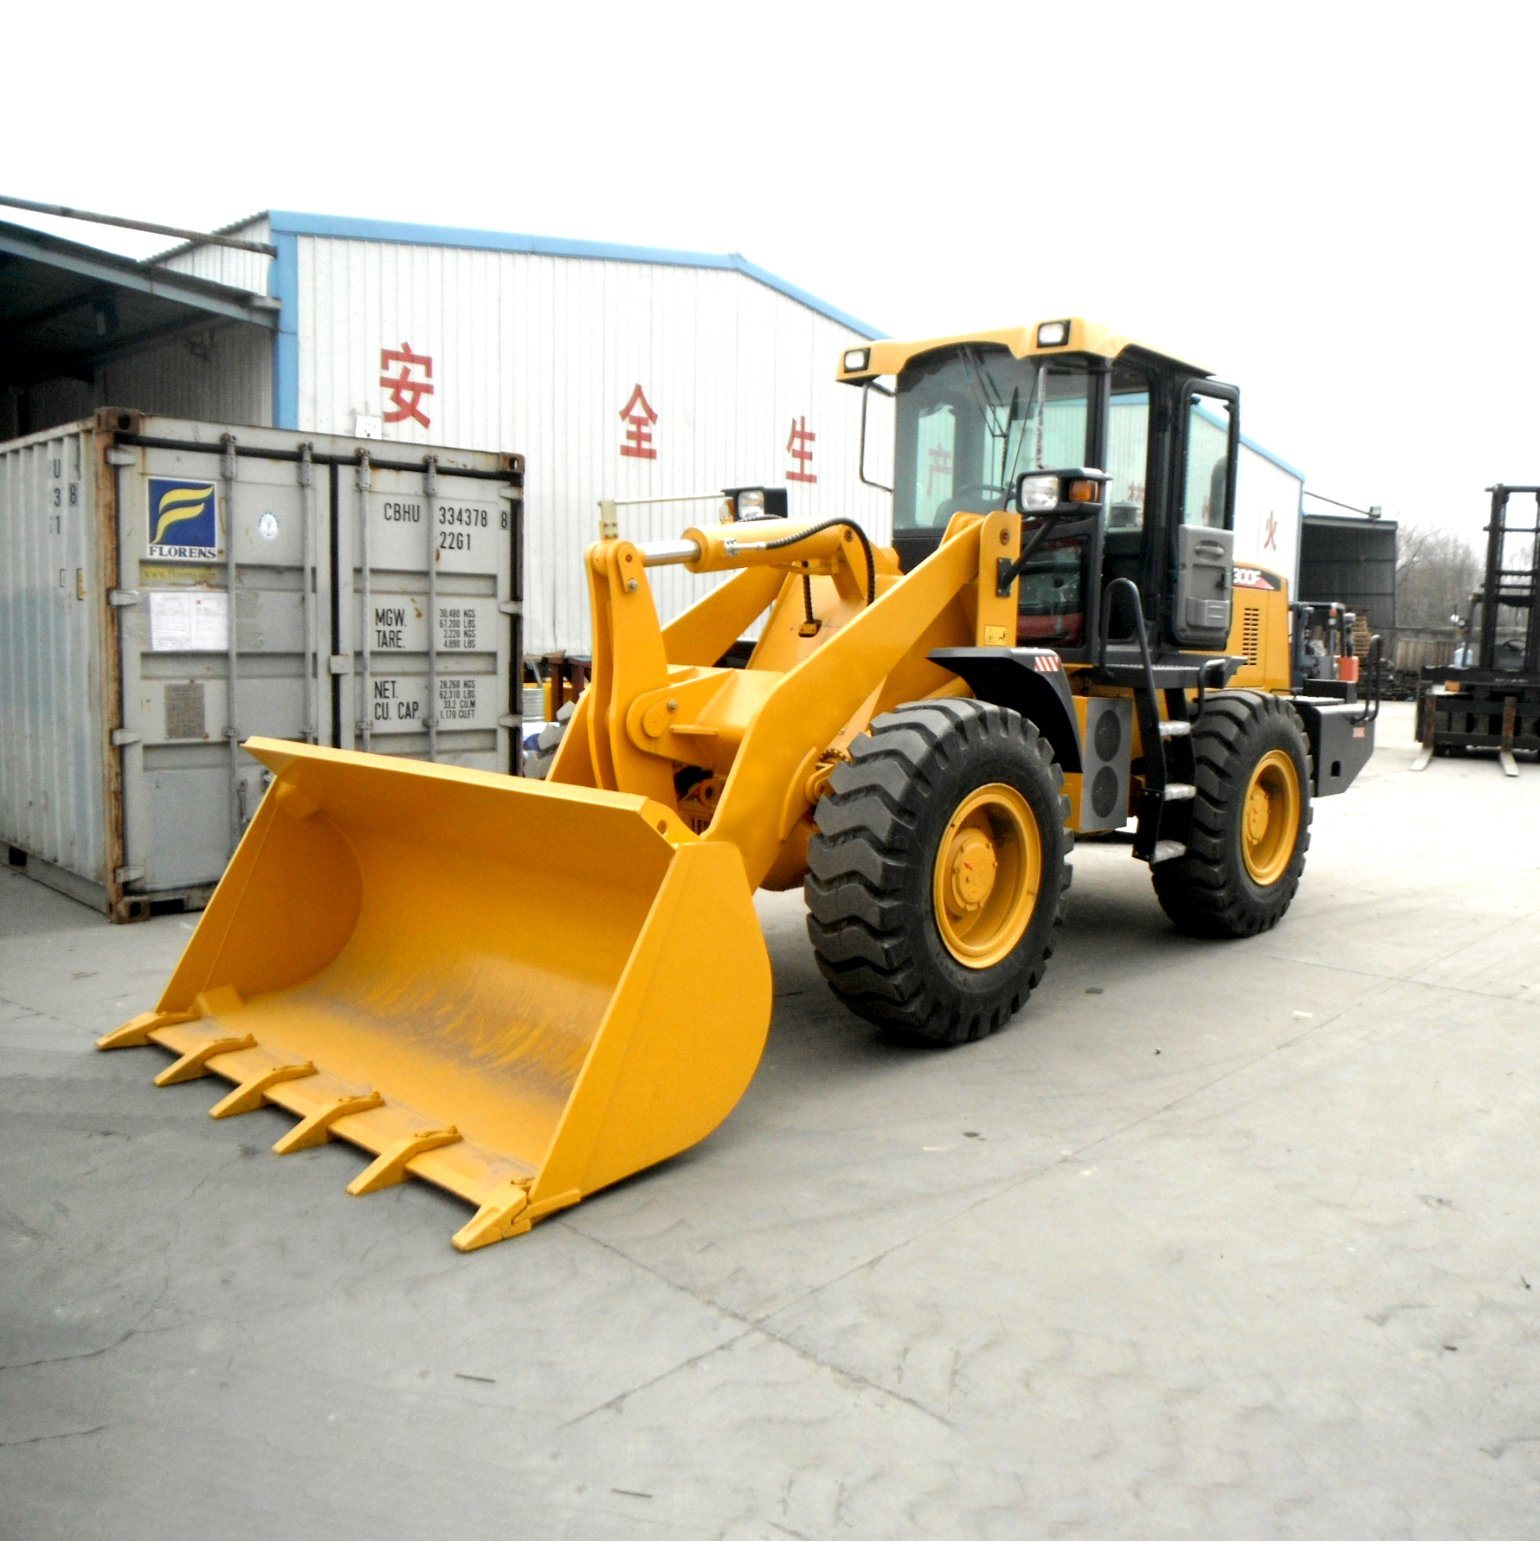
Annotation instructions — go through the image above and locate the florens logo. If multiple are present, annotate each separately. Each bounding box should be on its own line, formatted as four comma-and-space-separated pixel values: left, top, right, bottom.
148, 479, 219, 557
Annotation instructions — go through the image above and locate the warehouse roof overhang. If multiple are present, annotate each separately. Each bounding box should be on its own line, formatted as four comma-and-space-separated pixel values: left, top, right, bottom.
260, 210, 885, 340
0, 220, 278, 389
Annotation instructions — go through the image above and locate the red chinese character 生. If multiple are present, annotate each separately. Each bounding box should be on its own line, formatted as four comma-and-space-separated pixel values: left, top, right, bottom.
619, 384, 658, 460
926, 444, 954, 495
786, 415, 816, 484
379, 344, 435, 428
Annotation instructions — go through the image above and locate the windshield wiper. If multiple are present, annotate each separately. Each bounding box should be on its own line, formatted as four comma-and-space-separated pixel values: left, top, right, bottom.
1002, 366, 1044, 499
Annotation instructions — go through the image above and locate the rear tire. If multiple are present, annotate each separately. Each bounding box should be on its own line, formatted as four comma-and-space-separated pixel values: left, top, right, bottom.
1152, 692, 1312, 938
805, 699, 1071, 1045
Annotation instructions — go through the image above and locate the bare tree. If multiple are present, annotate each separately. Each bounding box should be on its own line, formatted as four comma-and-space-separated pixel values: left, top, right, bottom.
1396, 523, 1481, 629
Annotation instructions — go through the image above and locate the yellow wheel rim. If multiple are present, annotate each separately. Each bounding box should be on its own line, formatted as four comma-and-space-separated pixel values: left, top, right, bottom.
1241, 749, 1301, 886
932, 784, 1041, 968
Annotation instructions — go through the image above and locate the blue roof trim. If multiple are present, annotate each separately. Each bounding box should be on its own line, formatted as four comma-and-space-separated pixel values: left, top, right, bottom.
265, 211, 884, 340
1239, 430, 1304, 483
270, 230, 299, 430
1188, 399, 1305, 483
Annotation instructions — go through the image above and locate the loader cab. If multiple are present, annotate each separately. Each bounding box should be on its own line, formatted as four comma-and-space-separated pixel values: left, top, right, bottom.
854, 323, 1241, 663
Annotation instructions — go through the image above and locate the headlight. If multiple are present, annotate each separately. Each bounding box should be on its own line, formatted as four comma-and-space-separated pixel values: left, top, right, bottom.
1017, 474, 1061, 513
722, 486, 789, 522
1035, 320, 1070, 348
842, 347, 871, 373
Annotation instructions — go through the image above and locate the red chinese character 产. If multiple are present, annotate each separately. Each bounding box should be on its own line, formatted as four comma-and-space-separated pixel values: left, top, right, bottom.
926, 445, 954, 494
379, 344, 435, 428
786, 415, 816, 484
619, 384, 658, 460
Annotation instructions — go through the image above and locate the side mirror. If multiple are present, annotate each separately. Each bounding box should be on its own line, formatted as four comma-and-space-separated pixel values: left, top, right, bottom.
1014, 467, 1109, 517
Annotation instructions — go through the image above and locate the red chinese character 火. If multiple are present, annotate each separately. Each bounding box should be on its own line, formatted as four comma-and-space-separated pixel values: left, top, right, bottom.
786, 415, 816, 484
926, 444, 954, 494
619, 384, 658, 460
379, 344, 435, 428
1264, 510, 1279, 550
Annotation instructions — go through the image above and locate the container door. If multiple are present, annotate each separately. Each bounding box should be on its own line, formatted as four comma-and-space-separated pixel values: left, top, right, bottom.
334, 452, 517, 771
116, 432, 329, 901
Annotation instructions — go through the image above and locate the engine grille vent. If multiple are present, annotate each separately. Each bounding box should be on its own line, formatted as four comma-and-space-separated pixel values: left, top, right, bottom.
1241, 605, 1261, 664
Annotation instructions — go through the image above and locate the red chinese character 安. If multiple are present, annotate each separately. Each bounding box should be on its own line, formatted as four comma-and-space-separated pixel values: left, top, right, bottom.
619, 384, 658, 460
786, 416, 816, 484
380, 344, 435, 428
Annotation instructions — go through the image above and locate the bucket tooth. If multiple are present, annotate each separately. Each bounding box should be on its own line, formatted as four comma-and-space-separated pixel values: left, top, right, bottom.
271, 1093, 385, 1154
452, 1179, 534, 1253
347, 1128, 463, 1196
153, 1034, 257, 1086
208, 1061, 318, 1119
97, 1009, 197, 1051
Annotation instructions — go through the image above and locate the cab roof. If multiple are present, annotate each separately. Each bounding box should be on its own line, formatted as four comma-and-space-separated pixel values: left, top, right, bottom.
838, 318, 1211, 383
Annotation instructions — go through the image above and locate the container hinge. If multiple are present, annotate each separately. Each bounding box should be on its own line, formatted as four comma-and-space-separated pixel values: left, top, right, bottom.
114, 865, 144, 884
497, 600, 523, 616
498, 486, 524, 503
108, 588, 141, 607
497, 713, 524, 728
105, 448, 137, 467
110, 728, 142, 747
329, 655, 350, 675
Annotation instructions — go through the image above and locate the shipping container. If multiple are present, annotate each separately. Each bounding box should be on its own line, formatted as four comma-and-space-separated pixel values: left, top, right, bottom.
0, 409, 523, 919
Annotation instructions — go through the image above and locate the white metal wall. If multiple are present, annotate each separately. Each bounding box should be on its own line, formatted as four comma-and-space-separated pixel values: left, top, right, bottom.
155, 217, 273, 295
292, 238, 891, 653
1235, 444, 1303, 594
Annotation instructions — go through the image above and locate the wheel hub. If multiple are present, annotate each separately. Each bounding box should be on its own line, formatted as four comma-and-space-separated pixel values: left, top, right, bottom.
1241, 749, 1301, 886
932, 784, 1042, 968
947, 830, 998, 910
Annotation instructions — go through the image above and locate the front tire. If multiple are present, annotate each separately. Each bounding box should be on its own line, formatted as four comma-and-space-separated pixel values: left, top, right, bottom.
805, 699, 1071, 1044
1152, 692, 1312, 938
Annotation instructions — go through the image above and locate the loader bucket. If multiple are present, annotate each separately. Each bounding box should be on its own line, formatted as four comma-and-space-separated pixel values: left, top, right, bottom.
99, 738, 772, 1250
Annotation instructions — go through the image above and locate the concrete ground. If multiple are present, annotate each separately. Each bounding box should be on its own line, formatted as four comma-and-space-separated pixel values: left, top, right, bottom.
1, 701, 1537, 1540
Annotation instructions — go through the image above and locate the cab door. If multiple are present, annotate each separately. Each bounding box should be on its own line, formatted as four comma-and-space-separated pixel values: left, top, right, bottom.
1168, 381, 1239, 651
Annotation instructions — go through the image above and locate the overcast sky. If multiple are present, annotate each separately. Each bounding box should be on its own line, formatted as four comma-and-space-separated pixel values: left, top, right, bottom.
12, 2, 1535, 549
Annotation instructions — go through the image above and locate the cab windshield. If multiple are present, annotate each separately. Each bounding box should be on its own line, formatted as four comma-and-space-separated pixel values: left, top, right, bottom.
892, 347, 1095, 531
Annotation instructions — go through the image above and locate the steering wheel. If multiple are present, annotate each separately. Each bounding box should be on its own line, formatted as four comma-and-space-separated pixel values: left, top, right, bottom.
934, 482, 1008, 522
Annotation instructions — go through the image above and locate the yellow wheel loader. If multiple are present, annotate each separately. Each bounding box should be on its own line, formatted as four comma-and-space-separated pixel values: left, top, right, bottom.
101, 319, 1376, 1249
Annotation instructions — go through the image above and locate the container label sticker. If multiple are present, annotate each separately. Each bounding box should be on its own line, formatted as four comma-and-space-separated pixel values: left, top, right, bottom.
163, 681, 208, 739
149, 589, 229, 652
148, 478, 219, 559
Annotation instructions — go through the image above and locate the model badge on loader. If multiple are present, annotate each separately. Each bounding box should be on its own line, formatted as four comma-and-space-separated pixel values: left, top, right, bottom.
102, 318, 1378, 1248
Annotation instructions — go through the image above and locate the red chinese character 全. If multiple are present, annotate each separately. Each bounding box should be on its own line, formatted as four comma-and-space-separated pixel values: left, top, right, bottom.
926, 444, 954, 494
379, 344, 435, 428
619, 384, 658, 460
786, 416, 816, 484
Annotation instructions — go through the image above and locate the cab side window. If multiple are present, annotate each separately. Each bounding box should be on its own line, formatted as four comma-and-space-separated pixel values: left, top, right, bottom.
1107, 364, 1152, 532
1182, 393, 1232, 528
